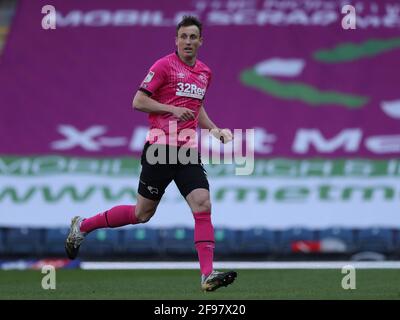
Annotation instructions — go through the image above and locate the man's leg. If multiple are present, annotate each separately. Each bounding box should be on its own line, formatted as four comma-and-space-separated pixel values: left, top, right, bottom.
185, 188, 237, 291
174, 151, 237, 291
66, 142, 172, 259
80, 195, 159, 233
79, 205, 137, 233
185, 188, 214, 277
65, 195, 160, 259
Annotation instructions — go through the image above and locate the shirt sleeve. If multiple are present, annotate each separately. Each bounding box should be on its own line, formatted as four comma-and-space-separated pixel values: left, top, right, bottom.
139, 59, 167, 96
202, 70, 212, 100
207, 70, 212, 90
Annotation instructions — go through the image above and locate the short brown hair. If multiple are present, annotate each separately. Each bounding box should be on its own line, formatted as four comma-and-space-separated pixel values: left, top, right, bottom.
176, 15, 202, 36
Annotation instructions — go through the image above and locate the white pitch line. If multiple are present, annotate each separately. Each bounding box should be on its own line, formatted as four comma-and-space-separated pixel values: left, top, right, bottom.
81, 261, 400, 270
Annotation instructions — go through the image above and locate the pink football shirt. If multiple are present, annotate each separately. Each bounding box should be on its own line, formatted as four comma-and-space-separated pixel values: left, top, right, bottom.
138, 52, 212, 147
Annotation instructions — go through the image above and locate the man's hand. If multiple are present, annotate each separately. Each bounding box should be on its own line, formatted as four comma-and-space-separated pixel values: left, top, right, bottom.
172, 107, 195, 121
210, 128, 233, 144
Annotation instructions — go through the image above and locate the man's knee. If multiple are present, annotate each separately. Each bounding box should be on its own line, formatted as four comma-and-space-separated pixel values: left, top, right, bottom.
191, 194, 211, 213
135, 205, 157, 223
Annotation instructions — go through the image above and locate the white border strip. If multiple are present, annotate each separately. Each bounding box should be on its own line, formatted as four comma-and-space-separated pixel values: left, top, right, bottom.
81, 261, 400, 270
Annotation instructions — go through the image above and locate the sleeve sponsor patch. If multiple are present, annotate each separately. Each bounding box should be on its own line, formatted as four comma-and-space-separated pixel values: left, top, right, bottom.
143, 71, 155, 83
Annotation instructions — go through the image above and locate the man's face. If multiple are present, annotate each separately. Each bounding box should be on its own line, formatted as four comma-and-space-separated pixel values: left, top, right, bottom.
175, 25, 202, 60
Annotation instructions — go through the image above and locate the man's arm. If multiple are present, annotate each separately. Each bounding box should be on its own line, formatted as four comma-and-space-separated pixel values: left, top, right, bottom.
198, 105, 233, 143
198, 104, 218, 130
132, 91, 195, 121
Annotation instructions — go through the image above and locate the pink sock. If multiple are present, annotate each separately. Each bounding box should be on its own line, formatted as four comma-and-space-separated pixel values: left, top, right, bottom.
193, 211, 215, 277
80, 205, 138, 233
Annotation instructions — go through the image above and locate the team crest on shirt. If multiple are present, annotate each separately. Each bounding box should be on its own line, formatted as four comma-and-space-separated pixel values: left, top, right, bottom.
198, 73, 207, 83
144, 71, 155, 83
177, 72, 185, 79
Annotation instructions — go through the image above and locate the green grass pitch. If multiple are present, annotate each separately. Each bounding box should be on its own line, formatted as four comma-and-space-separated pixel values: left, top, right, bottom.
1, 269, 399, 299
